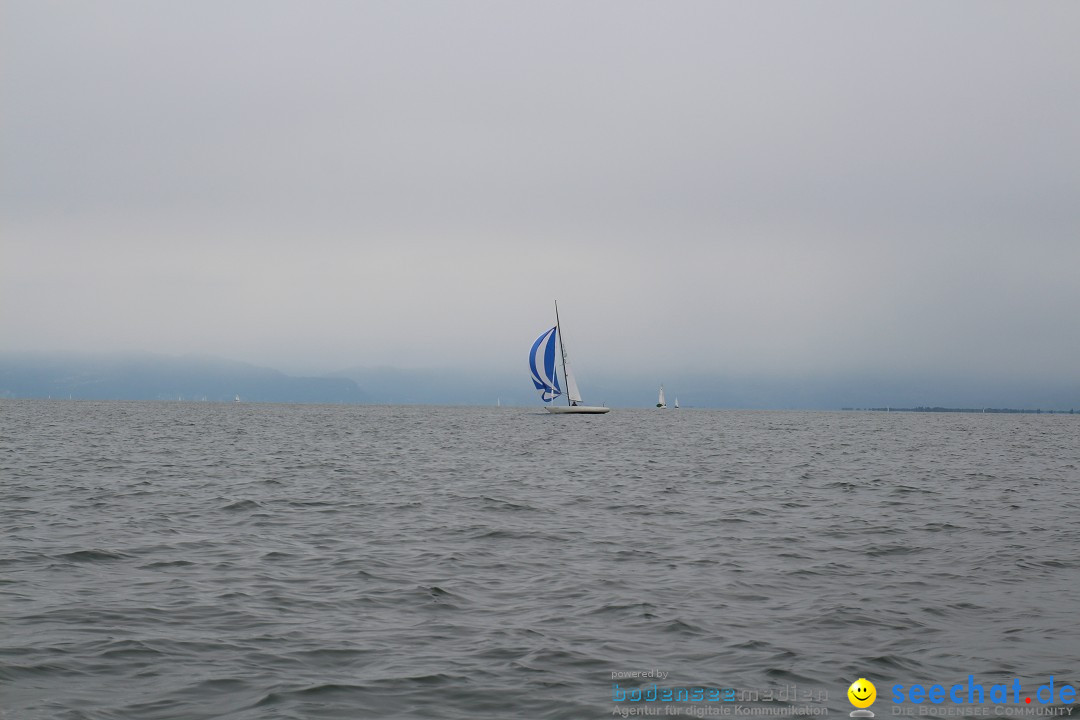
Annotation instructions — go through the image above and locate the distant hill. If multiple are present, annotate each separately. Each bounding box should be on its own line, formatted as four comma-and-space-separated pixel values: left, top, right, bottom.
328, 366, 530, 406
0, 353, 367, 403
4, 353, 1078, 410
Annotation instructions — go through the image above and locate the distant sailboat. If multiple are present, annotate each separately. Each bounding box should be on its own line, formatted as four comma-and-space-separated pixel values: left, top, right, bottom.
529, 302, 610, 414
674, 396, 679, 409
657, 385, 667, 409
234, 394, 241, 403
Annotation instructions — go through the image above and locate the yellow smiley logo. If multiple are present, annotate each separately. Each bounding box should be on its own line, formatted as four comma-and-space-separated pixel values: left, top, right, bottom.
848, 678, 877, 709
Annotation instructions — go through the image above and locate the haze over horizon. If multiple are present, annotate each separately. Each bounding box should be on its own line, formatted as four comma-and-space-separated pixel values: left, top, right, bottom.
3, 2, 1078, 399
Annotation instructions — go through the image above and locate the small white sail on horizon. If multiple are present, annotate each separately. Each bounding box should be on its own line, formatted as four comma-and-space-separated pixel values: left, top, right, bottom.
657, 385, 667, 409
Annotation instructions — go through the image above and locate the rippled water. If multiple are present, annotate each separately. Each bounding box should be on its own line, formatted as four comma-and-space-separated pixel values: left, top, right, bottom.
2, 400, 1078, 719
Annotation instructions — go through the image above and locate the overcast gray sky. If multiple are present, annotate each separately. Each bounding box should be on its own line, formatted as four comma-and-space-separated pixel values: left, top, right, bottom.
3, 1, 1078, 387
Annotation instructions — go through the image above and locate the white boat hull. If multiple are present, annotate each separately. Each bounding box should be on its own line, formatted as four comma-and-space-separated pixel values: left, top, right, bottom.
546, 405, 611, 414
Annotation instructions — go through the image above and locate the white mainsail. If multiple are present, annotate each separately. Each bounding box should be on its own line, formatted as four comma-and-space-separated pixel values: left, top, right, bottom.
657, 385, 667, 408
558, 332, 583, 404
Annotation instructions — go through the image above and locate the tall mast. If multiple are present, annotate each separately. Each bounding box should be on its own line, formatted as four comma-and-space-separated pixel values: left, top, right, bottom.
554, 300, 571, 406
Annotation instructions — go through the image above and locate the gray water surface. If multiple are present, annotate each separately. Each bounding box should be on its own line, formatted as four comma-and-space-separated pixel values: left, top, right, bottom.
2, 400, 1078, 718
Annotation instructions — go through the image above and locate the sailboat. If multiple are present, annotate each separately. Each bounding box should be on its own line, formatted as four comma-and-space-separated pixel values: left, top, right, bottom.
657, 385, 667, 408
674, 396, 679, 409
529, 302, 610, 414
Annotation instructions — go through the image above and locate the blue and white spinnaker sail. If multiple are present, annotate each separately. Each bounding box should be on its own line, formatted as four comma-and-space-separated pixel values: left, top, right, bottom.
529, 326, 562, 402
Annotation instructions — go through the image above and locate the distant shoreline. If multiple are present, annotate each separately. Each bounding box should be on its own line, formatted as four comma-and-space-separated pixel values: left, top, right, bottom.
842, 407, 1076, 415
